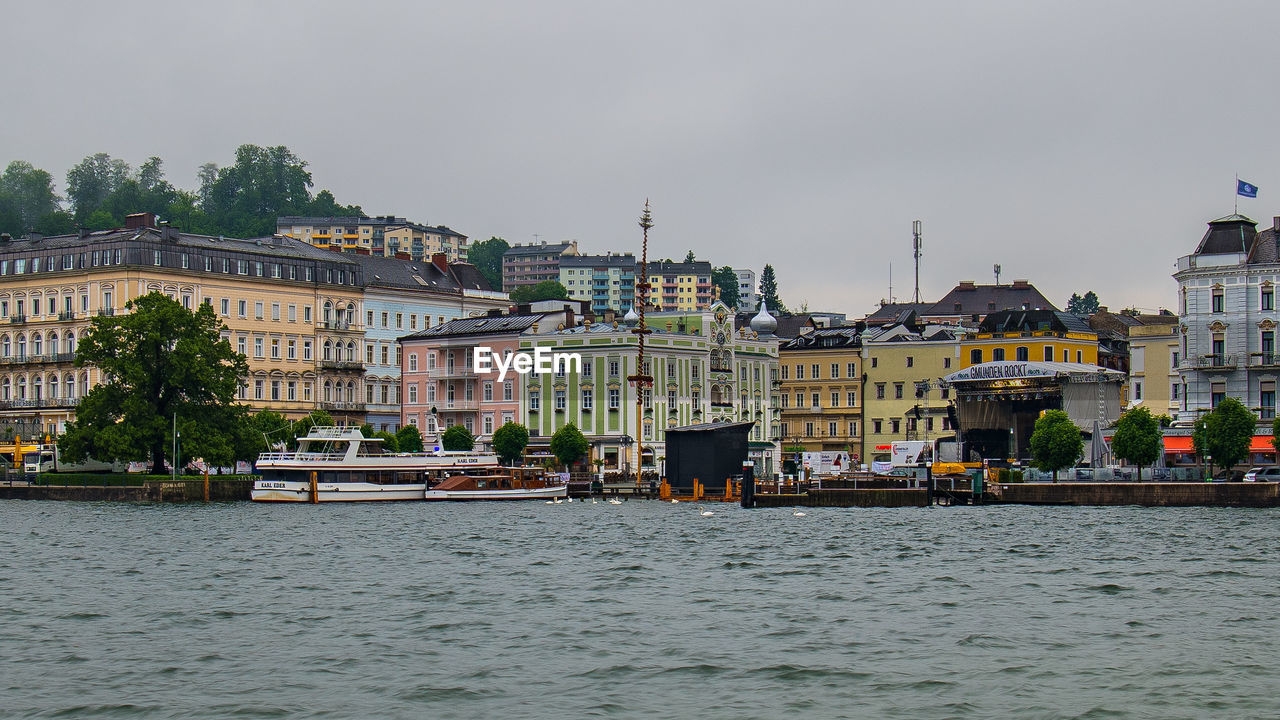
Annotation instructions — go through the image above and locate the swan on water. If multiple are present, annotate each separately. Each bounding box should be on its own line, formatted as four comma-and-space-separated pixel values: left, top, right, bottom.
793, 510, 807, 517
699, 506, 714, 517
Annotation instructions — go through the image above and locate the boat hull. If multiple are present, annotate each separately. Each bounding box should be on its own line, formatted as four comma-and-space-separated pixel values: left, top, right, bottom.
251, 481, 568, 502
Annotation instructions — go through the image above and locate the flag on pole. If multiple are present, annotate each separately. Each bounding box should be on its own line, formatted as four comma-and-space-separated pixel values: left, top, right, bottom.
1238, 179, 1259, 198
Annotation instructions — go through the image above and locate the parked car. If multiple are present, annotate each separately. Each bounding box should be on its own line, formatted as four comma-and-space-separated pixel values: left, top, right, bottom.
1243, 467, 1280, 482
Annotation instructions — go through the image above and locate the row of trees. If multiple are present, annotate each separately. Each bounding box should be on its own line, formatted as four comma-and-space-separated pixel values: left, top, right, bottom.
0, 145, 363, 240
1030, 399, 1263, 480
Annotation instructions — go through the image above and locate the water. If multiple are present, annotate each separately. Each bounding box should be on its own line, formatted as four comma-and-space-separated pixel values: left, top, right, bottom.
2, 500, 1279, 720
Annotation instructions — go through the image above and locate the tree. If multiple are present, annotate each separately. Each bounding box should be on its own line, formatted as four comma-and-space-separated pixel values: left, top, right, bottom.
442, 424, 475, 451
0, 161, 62, 235
549, 423, 589, 470
468, 236, 510, 290
66, 152, 131, 222
60, 292, 249, 474
684, 250, 696, 263
1029, 410, 1083, 481
711, 266, 740, 308
293, 410, 334, 444
396, 424, 424, 453
1066, 291, 1101, 316
509, 280, 569, 303
759, 264, 788, 314
374, 430, 399, 453
1111, 406, 1161, 480
235, 410, 291, 463
492, 421, 530, 465
201, 144, 316, 237
1202, 397, 1255, 475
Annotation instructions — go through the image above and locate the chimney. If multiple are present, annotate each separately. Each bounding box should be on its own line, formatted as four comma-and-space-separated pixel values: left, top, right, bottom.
28, 232, 43, 244
563, 306, 575, 328
1098, 306, 1109, 313
0, 233, 10, 245
125, 212, 157, 230
1274, 216, 1279, 232
603, 309, 616, 324
958, 280, 976, 290
78, 227, 90, 239
486, 308, 502, 317
395, 252, 411, 260
431, 252, 448, 273
1011, 279, 1030, 289
355, 248, 370, 255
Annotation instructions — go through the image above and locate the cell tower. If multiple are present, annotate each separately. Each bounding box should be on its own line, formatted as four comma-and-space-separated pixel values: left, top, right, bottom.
911, 220, 923, 304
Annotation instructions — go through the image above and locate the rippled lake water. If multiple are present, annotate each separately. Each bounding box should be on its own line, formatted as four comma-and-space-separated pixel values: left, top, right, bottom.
2, 500, 1279, 719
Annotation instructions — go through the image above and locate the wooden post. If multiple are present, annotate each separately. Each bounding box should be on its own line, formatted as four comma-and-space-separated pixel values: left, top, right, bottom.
310, 470, 318, 504
203, 466, 210, 502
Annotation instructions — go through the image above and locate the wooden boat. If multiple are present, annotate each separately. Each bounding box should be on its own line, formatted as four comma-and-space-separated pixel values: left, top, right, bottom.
424, 468, 568, 501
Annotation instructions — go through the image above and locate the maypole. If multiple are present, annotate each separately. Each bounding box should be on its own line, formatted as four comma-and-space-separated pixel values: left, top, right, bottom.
628, 201, 655, 488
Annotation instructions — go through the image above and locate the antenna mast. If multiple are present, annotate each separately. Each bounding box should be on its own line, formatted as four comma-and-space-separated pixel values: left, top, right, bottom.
993, 263, 1002, 286
912, 220, 922, 304
628, 201, 654, 489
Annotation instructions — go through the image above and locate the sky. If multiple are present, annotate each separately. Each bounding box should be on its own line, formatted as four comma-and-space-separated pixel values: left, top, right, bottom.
4, 1, 1279, 318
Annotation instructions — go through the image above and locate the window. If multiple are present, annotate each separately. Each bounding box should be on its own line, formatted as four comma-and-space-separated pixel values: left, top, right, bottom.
381, 345, 389, 366
395, 313, 403, 329
906, 356, 914, 367
238, 300, 247, 318
831, 363, 840, 379
582, 389, 593, 410
1264, 288, 1274, 311
795, 364, 804, 380
873, 419, 882, 434
847, 391, 857, 406
271, 303, 280, 321
971, 349, 982, 364
871, 357, 878, 368
409, 354, 418, 372
302, 340, 312, 360
992, 348, 1005, 361
238, 260, 248, 275
891, 419, 900, 434
1016, 346, 1029, 362
894, 383, 903, 399
804, 422, 814, 437
237, 336, 246, 356
288, 305, 296, 322
220, 298, 230, 316
529, 390, 540, 411
1076, 350, 1083, 363
271, 380, 280, 401
811, 392, 820, 408
483, 382, 493, 402
847, 362, 856, 377
1210, 382, 1226, 408
781, 365, 788, 380
1261, 382, 1275, 420
304, 306, 312, 323
254, 302, 264, 320
1172, 350, 1180, 368
254, 337, 264, 357
287, 339, 296, 360
380, 312, 388, 328
831, 392, 839, 407
409, 384, 418, 403
254, 379, 264, 400
270, 338, 280, 359
1171, 383, 1180, 401
811, 364, 820, 379
154, 250, 162, 266
608, 387, 620, 409
554, 389, 566, 411
1212, 288, 1224, 313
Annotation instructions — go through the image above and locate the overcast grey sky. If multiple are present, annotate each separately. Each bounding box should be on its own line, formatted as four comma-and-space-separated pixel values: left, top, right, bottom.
4, 1, 1278, 317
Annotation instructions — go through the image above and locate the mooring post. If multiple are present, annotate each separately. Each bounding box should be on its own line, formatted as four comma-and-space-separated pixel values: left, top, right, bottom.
203, 466, 210, 502
310, 470, 318, 505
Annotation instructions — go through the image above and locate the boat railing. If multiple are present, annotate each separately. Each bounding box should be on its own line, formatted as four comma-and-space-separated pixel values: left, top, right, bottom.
257, 451, 349, 462
303, 425, 361, 439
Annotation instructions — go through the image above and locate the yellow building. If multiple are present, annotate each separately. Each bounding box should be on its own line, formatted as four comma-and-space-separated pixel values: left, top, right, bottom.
0, 216, 369, 435
645, 261, 713, 311
277, 215, 468, 262
1088, 310, 1180, 417
861, 321, 961, 466
778, 327, 862, 456
960, 310, 1098, 368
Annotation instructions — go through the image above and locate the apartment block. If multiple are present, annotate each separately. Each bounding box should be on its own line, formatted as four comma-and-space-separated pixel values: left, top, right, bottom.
644, 261, 713, 311
276, 215, 469, 263
502, 240, 579, 290
559, 253, 636, 315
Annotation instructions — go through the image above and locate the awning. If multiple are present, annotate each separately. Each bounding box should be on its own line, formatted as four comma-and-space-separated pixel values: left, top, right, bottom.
1161, 435, 1276, 453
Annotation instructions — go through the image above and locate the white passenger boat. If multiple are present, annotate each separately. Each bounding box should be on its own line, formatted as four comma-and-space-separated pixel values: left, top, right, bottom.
251, 426, 566, 502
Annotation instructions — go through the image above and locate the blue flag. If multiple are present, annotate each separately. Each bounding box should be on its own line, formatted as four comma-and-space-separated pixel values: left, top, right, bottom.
1238, 179, 1259, 198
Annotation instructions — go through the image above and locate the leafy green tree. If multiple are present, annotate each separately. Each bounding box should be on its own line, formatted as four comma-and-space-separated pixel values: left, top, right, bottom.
1202, 397, 1255, 475
442, 424, 475, 451
201, 144, 316, 237
61, 292, 249, 473
711, 266, 740, 308
292, 410, 334, 443
1029, 410, 1083, 481
684, 250, 696, 263
235, 410, 291, 462
509, 280, 570, 303
374, 430, 399, 453
1111, 406, 1161, 480
66, 152, 131, 222
396, 424, 425, 453
307, 189, 362, 218
0, 161, 62, 235
1066, 291, 1101, 316
549, 423, 588, 470
467, 236, 509, 290
492, 422, 530, 464
359, 423, 375, 437
759, 264, 788, 315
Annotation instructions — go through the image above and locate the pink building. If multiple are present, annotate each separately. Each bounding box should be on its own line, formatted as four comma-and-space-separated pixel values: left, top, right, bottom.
400, 313, 550, 447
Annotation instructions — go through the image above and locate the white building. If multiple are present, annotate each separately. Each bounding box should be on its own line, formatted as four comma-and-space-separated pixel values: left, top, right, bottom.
735, 268, 758, 312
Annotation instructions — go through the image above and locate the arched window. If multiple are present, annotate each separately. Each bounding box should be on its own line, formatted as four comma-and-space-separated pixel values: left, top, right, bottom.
17, 334, 26, 358
1, 378, 9, 401
323, 380, 332, 402
1, 335, 9, 358
323, 302, 333, 326
33, 376, 41, 401
48, 332, 58, 357
65, 373, 75, 398
17, 376, 27, 400
344, 306, 354, 326
32, 333, 42, 356
49, 374, 58, 399
345, 341, 356, 362
81, 372, 89, 397
335, 382, 344, 402
323, 340, 332, 361
347, 381, 355, 402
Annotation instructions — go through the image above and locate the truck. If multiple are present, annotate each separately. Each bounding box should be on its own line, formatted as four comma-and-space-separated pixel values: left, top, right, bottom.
888, 437, 980, 477
23, 445, 127, 474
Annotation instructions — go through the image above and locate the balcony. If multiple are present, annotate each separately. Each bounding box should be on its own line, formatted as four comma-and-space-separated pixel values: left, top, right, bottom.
9, 315, 26, 325
0, 397, 79, 410
58, 311, 76, 321
1249, 353, 1280, 369
97, 308, 115, 317
438, 400, 479, 411
319, 320, 355, 331
433, 367, 477, 379
1185, 354, 1238, 370
319, 401, 366, 413
1, 353, 77, 366
319, 360, 365, 372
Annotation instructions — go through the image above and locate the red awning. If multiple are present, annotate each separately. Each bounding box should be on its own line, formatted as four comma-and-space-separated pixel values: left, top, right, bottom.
1160, 435, 1275, 453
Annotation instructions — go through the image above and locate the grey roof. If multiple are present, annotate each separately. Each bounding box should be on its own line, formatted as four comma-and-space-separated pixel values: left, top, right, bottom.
503, 241, 577, 258
645, 260, 713, 275
399, 314, 543, 341
781, 326, 863, 350
928, 281, 1057, 316
3, 226, 362, 266
665, 421, 755, 433
862, 302, 933, 324
1248, 225, 1279, 264
341, 253, 463, 292
560, 253, 637, 269
735, 312, 816, 339
978, 309, 1093, 335
1196, 214, 1256, 255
